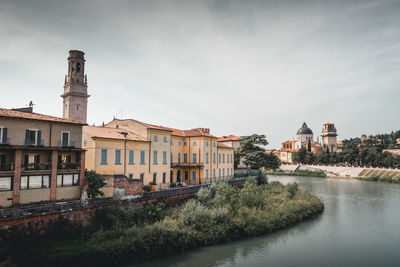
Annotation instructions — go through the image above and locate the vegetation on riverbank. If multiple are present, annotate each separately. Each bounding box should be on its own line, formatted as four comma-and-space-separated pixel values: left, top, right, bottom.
9, 179, 323, 266
358, 169, 400, 184
267, 169, 327, 178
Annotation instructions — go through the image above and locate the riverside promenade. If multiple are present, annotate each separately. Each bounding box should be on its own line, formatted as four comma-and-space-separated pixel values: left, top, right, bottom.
280, 164, 400, 179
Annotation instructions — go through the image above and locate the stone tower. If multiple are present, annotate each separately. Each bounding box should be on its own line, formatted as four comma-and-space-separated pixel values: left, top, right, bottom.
61, 50, 89, 123
321, 123, 338, 152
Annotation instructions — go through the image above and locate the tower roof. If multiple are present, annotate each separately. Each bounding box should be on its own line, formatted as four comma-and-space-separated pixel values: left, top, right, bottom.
297, 122, 313, 135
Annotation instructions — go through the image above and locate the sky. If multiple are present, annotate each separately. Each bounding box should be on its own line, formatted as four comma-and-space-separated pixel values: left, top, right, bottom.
0, 0, 399, 148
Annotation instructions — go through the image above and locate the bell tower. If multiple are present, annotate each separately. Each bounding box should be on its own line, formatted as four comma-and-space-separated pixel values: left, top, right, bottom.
61, 50, 89, 123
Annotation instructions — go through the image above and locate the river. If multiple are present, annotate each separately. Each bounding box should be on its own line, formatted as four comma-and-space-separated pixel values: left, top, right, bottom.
134, 176, 400, 267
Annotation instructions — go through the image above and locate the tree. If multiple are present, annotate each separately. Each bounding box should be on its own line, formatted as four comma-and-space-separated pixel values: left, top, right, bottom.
236, 134, 280, 170
307, 139, 312, 152
85, 170, 106, 199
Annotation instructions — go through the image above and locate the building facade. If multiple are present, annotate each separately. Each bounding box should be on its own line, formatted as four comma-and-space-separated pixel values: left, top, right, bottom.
0, 108, 86, 207
217, 135, 247, 169
83, 119, 235, 195
278, 122, 339, 163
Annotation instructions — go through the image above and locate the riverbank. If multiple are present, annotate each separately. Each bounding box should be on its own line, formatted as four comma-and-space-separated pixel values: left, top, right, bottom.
8, 179, 324, 266
268, 169, 327, 178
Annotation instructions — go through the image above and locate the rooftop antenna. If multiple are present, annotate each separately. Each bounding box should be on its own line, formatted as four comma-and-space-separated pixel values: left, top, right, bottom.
29, 101, 35, 107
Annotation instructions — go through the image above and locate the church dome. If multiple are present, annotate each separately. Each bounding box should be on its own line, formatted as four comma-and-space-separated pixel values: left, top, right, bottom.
297, 122, 313, 135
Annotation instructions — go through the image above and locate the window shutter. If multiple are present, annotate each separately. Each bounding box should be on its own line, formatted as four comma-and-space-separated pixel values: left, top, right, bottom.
25, 130, 30, 145
24, 154, 29, 167
2, 128, 7, 143
37, 130, 42, 145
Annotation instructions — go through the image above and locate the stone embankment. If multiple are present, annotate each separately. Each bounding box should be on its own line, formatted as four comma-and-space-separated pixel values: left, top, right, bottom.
280, 164, 400, 179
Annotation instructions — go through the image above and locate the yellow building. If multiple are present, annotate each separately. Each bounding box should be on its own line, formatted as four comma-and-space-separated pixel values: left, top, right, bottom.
83, 118, 235, 193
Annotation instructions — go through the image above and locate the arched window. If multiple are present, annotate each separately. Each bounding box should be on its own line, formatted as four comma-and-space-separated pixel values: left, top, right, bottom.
77, 63, 81, 73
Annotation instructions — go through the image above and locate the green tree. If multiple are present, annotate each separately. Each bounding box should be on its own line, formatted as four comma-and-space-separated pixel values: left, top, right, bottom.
236, 134, 280, 170
85, 170, 107, 199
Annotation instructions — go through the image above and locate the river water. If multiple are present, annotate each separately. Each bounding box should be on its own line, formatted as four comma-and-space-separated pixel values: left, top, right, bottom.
134, 176, 400, 267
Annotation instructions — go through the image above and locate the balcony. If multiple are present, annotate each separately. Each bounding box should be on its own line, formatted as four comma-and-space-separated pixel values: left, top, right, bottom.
171, 162, 204, 168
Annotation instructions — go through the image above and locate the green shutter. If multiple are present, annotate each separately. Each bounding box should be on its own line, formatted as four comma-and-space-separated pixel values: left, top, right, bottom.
25, 130, 30, 145
2, 128, 7, 143
37, 130, 42, 145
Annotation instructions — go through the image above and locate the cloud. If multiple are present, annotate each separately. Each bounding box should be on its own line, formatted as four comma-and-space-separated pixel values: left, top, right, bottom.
0, 0, 399, 147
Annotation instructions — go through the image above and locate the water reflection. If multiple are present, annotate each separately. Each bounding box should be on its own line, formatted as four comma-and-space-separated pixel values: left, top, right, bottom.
132, 176, 400, 267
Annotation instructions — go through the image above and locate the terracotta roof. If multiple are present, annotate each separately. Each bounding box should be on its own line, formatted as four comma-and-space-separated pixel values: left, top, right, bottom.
217, 143, 235, 149
0, 108, 86, 125
84, 126, 149, 142
110, 119, 216, 138
218, 135, 240, 142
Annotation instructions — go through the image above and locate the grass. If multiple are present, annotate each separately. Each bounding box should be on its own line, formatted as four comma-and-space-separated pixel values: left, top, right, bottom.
9, 179, 324, 266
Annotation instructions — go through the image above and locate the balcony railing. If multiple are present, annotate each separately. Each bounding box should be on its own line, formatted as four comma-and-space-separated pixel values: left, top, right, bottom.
24, 139, 45, 146
57, 162, 80, 170
22, 163, 51, 171
0, 137, 10, 145
57, 140, 76, 148
171, 162, 204, 168
0, 163, 13, 172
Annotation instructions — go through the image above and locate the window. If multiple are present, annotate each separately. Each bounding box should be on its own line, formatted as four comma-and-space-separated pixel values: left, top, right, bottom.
163, 136, 168, 143
192, 153, 197, 163
163, 151, 167, 164
21, 175, 50, 189
101, 149, 107, 164
213, 142, 216, 147
140, 173, 145, 181
25, 129, 41, 145
129, 174, 133, 179
0, 127, 8, 144
170, 153, 173, 164
213, 153, 216, 163
153, 151, 158, 164
206, 169, 209, 179
61, 131, 70, 147
231, 154, 233, 163
219, 169, 221, 178
223, 154, 225, 163
205, 141, 209, 147
192, 171, 196, 181
129, 150, 134, 164
55, 174, 79, 188
178, 153, 181, 164
170, 140, 173, 145
154, 135, 158, 142
193, 141, 197, 146
206, 153, 209, 164
178, 141, 181, 146
163, 172, 166, 184
184, 171, 189, 180
153, 173, 157, 184
223, 169, 225, 177
231, 168, 233, 176
140, 151, 145, 164
184, 142, 187, 146
183, 153, 188, 163
115, 150, 121, 164
0, 177, 11, 191
219, 154, 221, 163
213, 169, 216, 178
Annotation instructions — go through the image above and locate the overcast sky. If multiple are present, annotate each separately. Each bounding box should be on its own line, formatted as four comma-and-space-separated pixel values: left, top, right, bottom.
1, 0, 399, 148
